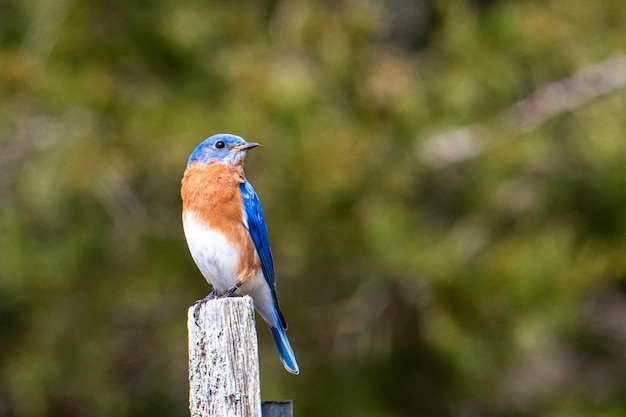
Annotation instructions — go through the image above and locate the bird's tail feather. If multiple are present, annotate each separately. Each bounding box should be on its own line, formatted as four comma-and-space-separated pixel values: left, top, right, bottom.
269, 319, 299, 375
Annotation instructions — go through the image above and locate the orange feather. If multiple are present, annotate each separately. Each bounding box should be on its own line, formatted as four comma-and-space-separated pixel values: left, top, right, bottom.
181, 162, 261, 282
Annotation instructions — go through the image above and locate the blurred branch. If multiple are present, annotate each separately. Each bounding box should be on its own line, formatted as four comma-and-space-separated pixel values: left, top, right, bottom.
0, 116, 64, 192
418, 125, 486, 169
0, 108, 93, 194
22, 0, 69, 64
505, 55, 626, 132
93, 168, 148, 233
419, 55, 626, 168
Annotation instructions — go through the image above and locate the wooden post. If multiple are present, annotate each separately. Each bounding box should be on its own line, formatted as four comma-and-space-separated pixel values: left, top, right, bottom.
261, 400, 293, 417
188, 296, 262, 417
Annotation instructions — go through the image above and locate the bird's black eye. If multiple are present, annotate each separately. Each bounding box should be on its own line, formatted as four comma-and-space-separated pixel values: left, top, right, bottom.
215, 140, 226, 149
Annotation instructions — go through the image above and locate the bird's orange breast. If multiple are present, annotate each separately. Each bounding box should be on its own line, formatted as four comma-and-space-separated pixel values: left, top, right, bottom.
181, 162, 260, 281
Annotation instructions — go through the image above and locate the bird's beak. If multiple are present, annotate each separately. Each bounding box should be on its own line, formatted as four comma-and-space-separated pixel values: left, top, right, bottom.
232, 142, 260, 151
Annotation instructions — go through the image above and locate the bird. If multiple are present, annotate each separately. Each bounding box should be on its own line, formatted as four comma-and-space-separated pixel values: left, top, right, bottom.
181, 133, 299, 375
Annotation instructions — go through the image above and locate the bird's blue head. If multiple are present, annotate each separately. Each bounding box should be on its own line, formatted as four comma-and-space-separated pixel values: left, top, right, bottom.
187, 134, 260, 167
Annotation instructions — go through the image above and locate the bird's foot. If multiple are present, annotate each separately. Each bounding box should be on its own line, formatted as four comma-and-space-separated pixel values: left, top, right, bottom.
193, 290, 219, 325
222, 283, 241, 298
192, 285, 241, 325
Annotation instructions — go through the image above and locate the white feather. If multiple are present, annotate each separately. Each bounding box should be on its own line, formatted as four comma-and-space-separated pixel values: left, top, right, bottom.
183, 211, 240, 293
182, 211, 275, 324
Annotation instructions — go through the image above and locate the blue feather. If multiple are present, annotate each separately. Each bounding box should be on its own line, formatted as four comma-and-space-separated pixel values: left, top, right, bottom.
240, 181, 299, 373
269, 323, 300, 375
239, 181, 275, 287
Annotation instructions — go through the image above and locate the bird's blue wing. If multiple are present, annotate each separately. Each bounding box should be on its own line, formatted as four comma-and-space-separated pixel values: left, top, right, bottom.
240, 180, 276, 289
240, 181, 296, 371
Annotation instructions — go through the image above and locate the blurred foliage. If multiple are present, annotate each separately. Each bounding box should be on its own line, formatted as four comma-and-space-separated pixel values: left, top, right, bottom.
1, 0, 626, 416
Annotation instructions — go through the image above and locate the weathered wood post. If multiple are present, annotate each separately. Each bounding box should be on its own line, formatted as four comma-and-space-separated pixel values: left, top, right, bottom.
261, 400, 294, 417
188, 296, 262, 417
188, 296, 294, 417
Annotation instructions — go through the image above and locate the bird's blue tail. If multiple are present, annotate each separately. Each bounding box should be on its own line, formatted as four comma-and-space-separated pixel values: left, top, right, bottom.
268, 319, 299, 375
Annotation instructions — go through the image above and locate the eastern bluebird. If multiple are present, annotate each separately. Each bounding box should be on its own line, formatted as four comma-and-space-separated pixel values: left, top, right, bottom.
181, 133, 299, 375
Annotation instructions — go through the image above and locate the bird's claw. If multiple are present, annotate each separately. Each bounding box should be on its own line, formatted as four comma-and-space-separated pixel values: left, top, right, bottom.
192, 290, 219, 325
192, 285, 241, 326
223, 283, 241, 298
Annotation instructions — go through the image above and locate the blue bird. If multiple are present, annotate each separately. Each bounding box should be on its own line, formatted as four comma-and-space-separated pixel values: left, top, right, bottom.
181, 133, 299, 374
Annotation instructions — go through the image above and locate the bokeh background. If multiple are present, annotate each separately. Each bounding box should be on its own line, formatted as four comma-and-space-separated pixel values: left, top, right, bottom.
1, 0, 625, 416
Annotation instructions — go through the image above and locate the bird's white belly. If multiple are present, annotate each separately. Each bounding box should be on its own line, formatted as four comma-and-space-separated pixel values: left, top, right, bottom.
183, 211, 240, 293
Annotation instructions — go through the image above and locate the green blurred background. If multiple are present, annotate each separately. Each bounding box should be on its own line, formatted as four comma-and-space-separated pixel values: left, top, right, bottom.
1, 0, 625, 416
